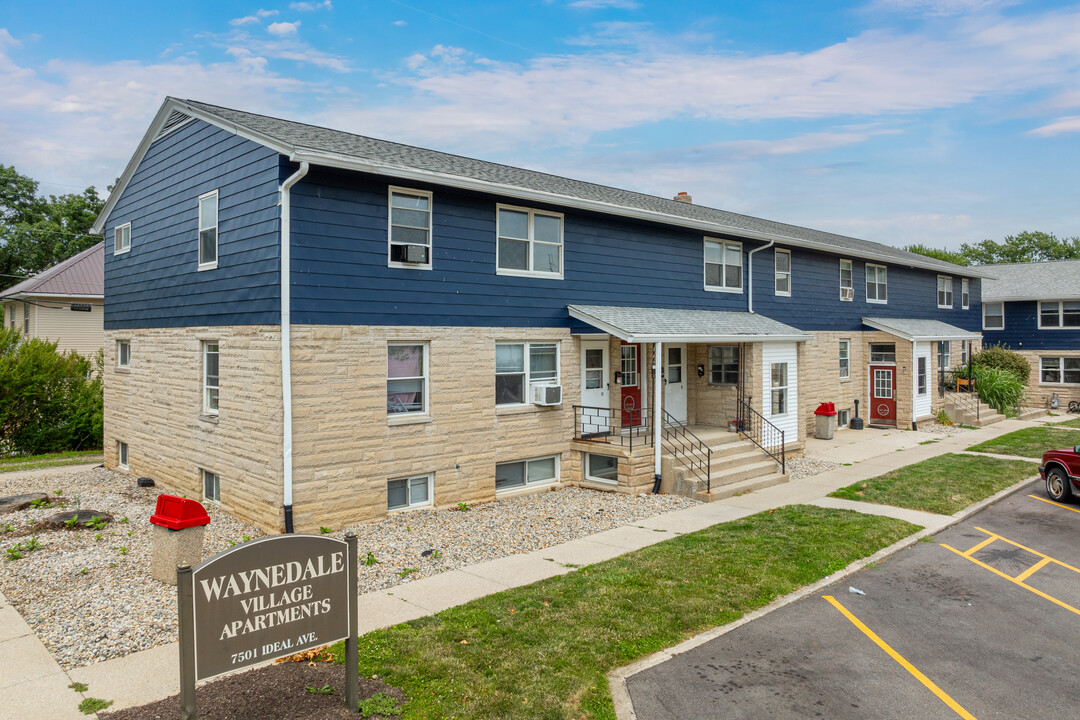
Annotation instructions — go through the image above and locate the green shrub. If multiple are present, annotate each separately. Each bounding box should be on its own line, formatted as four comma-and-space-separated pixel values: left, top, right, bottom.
970, 344, 1030, 385
972, 365, 1026, 414
0, 326, 103, 455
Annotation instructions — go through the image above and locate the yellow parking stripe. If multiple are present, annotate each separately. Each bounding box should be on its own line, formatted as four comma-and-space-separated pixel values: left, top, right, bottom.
823, 596, 977, 720
1015, 557, 1052, 583
969, 527, 1080, 575
1027, 494, 1080, 514
961, 536, 998, 557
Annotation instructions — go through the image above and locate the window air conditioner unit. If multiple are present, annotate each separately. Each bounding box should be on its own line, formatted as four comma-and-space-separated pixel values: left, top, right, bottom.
532, 384, 563, 406
840, 287, 854, 301
403, 245, 427, 264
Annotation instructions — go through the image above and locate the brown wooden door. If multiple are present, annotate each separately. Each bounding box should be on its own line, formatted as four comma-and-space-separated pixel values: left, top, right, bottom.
620, 342, 642, 427
870, 365, 897, 426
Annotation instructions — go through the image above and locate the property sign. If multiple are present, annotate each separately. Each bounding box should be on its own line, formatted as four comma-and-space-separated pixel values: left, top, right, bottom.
177, 533, 359, 718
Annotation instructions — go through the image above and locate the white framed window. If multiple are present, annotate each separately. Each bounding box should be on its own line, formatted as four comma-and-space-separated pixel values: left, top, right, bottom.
874, 369, 893, 399
839, 340, 850, 380
387, 343, 428, 415
704, 238, 742, 292
584, 453, 619, 484
117, 340, 131, 368
496, 205, 563, 278
1038, 301, 1080, 329
774, 249, 791, 296
387, 474, 432, 511
839, 259, 854, 301
495, 342, 559, 406
202, 341, 219, 415
937, 276, 953, 309
708, 346, 738, 384
620, 345, 639, 387
983, 302, 1004, 330
837, 409, 850, 428
198, 190, 218, 270
961, 341, 969, 365
495, 455, 559, 493
937, 341, 951, 373
870, 343, 896, 363
7, 304, 13, 328
23, 303, 29, 334
117, 441, 129, 470
1041, 357, 1080, 385
770, 362, 789, 415
202, 469, 220, 503
866, 263, 887, 304
961, 278, 970, 309
114, 223, 131, 255
388, 187, 432, 269
918, 356, 928, 395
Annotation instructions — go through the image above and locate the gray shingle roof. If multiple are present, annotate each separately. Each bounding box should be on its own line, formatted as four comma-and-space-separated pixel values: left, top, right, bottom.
0, 242, 103, 299
178, 98, 986, 277
862, 317, 980, 341
568, 305, 810, 342
980, 260, 1080, 302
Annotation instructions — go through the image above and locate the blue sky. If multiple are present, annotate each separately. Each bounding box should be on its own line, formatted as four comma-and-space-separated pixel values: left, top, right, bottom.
1, 0, 1078, 249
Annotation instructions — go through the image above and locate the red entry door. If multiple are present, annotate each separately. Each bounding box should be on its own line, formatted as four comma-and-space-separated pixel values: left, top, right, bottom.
620, 343, 642, 427
870, 365, 897, 426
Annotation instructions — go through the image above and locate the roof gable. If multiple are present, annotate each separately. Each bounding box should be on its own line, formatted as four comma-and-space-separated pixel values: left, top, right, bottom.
0, 242, 104, 299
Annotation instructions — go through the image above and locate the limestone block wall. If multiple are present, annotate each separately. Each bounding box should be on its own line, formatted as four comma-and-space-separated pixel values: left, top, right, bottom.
689, 343, 761, 427
103, 326, 284, 529
287, 325, 580, 531
1017, 349, 1080, 406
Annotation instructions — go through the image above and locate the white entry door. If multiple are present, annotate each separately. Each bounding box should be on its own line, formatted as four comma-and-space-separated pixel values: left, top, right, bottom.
664, 344, 687, 425
581, 341, 609, 434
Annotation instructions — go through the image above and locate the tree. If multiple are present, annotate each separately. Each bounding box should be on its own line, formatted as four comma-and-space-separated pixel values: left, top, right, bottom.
906, 231, 1080, 266
0, 165, 105, 292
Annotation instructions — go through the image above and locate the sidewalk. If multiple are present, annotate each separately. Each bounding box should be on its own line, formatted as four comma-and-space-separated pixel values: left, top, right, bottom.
0, 419, 1046, 718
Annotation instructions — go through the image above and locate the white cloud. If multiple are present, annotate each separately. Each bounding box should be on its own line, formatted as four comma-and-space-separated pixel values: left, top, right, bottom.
229, 15, 260, 26
393, 20, 407, 27
257, 9, 279, 17
866, 0, 1015, 17
0, 28, 23, 47
1028, 116, 1080, 137
290, 0, 332, 10
566, 0, 641, 9
267, 21, 301, 36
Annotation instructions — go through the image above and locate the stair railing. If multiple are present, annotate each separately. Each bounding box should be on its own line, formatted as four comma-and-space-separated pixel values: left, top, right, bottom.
735, 396, 786, 474
659, 409, 711, 491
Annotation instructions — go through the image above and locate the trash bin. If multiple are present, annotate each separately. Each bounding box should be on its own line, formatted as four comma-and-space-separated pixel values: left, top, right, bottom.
149, 494, 210, 585
814, 402, 838, 440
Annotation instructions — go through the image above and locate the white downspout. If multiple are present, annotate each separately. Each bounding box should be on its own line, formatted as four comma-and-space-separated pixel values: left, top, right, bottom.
280, 161, 309, 533
654, 341, 663, 483
746, 239, 775, 314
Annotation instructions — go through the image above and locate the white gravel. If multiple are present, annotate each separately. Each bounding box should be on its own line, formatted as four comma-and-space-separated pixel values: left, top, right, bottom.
0, 468, 694, 670
916, 420, 972, 438
785, 457, 841, 480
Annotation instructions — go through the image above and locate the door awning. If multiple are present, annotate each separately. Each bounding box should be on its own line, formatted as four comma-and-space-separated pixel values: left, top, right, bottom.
862, 317, 982, 342
568, 305, 811, 343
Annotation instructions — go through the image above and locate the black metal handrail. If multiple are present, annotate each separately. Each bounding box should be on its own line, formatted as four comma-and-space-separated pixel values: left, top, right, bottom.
660, 409, 711, 491
735, 397, 786, 474
573, 405, 651, 449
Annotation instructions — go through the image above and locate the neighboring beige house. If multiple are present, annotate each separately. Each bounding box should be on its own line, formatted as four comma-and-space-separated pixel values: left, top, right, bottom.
0, 242, 104, 359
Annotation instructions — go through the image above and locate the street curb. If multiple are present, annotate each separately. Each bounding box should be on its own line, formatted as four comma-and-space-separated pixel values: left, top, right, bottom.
607, 473, 1042, 720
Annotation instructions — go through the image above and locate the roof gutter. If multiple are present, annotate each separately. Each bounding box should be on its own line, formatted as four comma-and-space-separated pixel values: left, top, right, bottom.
279, 161, 309, 534
745, 239, 774, 314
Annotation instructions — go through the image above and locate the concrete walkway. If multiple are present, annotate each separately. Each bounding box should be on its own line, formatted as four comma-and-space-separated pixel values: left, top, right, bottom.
0, 419, 1050, 717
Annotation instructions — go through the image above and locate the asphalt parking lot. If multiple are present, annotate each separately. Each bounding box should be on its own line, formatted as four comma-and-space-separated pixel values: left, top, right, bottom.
627, 479, 1080, 719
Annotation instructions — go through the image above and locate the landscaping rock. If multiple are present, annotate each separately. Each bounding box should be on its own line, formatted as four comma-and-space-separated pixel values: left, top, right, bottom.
0, 493, 49, 514
44, 510, 115, 528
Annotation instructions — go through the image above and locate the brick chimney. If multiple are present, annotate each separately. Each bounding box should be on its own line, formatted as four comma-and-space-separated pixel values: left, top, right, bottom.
673, 192, 692, 204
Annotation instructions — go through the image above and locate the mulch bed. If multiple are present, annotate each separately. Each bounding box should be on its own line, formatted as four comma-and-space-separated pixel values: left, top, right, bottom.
101, 660, 405, 719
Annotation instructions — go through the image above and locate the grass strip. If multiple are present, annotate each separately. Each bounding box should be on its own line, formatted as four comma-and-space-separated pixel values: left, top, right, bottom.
1050, 417, 1080, 429
0, 451, 103, 474
966, 426, 1080, 459
830, 453, 1035, 515
331, 505, 916, 720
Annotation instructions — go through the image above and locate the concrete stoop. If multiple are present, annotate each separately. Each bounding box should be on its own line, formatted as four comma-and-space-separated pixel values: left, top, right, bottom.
944, 398, 1006, 427
661, 430, 789, 503
1015, 407, 1048, 422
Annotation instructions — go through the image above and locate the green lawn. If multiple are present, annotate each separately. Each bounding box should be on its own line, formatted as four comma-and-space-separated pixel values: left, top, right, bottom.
0, 451, 103, 474
1050, 417, 1080, 429
331, 506, 916, 720
967, 426, 1080, 458
830, 453, 1036, 515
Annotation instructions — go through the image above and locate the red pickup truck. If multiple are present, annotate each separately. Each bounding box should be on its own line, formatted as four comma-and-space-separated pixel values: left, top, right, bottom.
1040, 443, 1080, 502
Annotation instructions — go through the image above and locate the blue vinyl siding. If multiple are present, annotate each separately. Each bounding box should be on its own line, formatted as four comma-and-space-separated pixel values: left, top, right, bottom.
103, 120, 282, 329
751, 247, 982, 333
983, 300, 1080, 351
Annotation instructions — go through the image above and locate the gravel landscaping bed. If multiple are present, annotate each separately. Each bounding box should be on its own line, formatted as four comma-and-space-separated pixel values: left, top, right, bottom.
916, 421, 972, 438
0, 468, 694, 670
785, 457, 841, 480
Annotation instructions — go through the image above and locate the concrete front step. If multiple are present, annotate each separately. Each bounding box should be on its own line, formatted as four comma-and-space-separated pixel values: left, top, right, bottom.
662, 447, 764, 471
710, 459, 782, 486
945, 400, 1005, 427
692, 472, 789, 502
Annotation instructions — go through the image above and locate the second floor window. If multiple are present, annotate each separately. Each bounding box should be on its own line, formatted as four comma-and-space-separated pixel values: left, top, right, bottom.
866, 264, 887, 303
387, 343, 428, 415
937, 276, 953, 308
114, 223, 131, 255
704, 239, 742, 292
1039, 301, 1080, 328
839, 259, 853, 301
961, 278, 970, 309
388, 188, 432, 268
198, 190, 218, 270
497, 206, 563, 278
203, 341, 219, 414
983, 302, 1004, 329
774, 249, 791, 296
